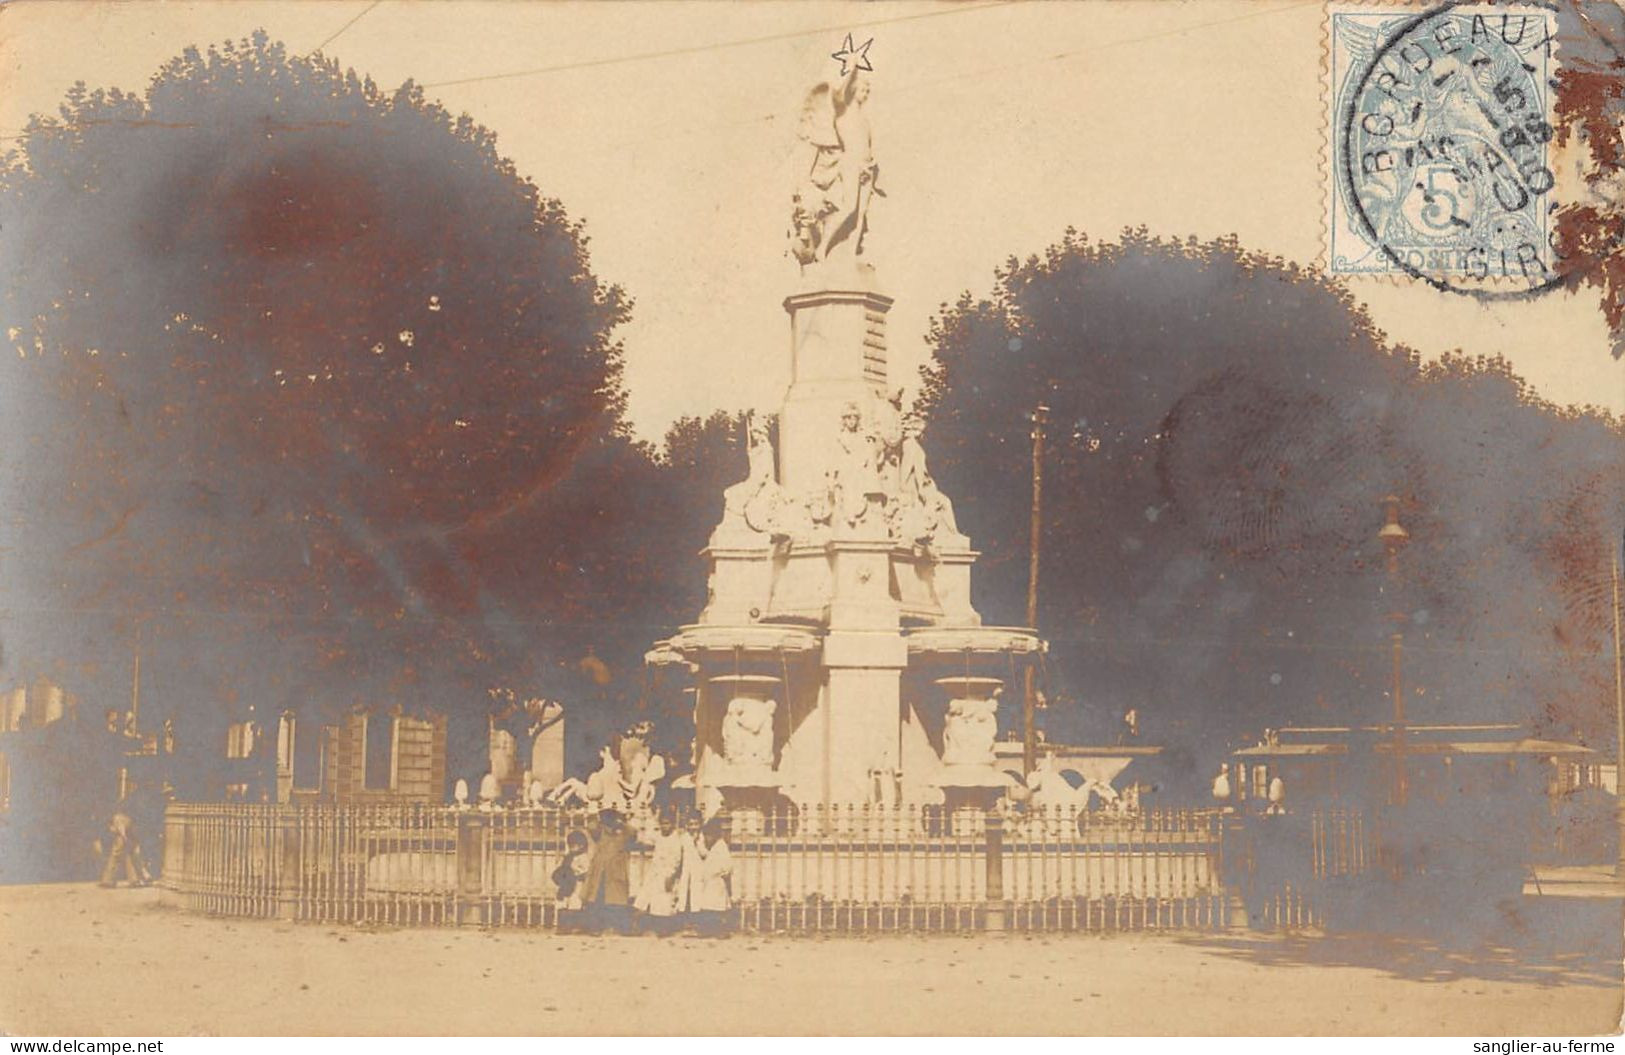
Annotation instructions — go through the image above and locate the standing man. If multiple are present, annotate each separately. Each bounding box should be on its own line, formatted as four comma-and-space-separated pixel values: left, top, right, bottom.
678, 817, 735, 937
579, 808, 633, 934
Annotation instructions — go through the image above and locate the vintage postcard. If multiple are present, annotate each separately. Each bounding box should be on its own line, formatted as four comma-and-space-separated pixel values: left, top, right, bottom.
0, 0, 1622, 1040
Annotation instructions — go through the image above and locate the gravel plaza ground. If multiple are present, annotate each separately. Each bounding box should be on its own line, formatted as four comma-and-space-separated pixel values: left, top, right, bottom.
0, 883, 1619, 1036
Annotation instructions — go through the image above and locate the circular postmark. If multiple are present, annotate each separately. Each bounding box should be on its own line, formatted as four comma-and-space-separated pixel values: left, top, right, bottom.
1339, 1, 1568, 298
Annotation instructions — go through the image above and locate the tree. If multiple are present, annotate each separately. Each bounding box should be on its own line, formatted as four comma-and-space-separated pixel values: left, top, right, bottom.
1553, 2, 1625, 359
919, 229, 1624, 782
0, 33, 636, 767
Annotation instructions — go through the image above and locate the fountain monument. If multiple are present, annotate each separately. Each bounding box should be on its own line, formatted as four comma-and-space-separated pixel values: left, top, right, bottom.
646, 64, 1042, 816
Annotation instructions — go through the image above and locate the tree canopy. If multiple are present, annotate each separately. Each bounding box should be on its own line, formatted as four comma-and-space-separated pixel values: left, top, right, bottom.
1553, 2, 1625, 359
919, 229, 1624, 777
0, 33, 642, 763
4, 31, 1618, 798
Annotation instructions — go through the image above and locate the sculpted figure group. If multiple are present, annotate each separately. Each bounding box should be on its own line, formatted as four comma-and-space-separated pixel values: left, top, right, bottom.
711, 395, 963, 552
720, 695, 777, 770
941, 695, 999, 767
548, 721, 667, 823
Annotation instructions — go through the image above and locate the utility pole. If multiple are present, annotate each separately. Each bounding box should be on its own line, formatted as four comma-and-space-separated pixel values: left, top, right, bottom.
130, 647, 141, 730
1611, 539, 1624, 877
1379, 495, 1410, 807
1024, 403, 1048, 778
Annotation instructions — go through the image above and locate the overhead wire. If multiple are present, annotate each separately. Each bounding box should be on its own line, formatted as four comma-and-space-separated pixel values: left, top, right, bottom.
307, 0, 385, 58
417, 2, 1020, 90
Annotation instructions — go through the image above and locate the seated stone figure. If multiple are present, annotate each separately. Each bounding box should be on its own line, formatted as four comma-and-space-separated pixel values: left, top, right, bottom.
941, 697, 998, 766
549, 733, 666, 822
713, 413, 781, 544
893, 426, 965, 548
548, 747, 617, 807
721, 696, 776, 770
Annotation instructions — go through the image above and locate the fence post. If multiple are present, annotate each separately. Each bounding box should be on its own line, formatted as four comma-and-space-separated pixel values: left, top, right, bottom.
158, 804, 185, 909
983, 809, 1006, 932
276, 807, 301, 921
1221, 811, 1252, 931
456, 811, 489, 926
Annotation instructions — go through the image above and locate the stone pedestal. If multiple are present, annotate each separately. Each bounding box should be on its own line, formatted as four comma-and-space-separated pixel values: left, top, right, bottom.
932, 548, 982, 626
714, 782, 791, 834
935, 674, 1009, 809
779, 288, 893, 492
699, 544, 775, 624
489, 728, 517, 787
822, 663, 904, 804
649, 262, 1044, 809
939, 782, 1008, 814
817, 531, 907, 806
529, 710, 565, 791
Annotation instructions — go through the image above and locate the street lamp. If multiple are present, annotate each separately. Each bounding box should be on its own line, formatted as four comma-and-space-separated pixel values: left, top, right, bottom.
1379, 495, 1410, 807
1023, 403, 1049, 778
1611, 543, 1624, 878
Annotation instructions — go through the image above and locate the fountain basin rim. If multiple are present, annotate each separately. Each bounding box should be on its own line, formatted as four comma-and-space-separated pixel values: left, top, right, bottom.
933, 675, 1006, 692
905, 626, 1043, 655
707, 674, 784, 689
663, 624, 823, 656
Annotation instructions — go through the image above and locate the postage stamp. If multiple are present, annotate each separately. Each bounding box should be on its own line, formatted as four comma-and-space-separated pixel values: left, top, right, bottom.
1326, 3, 1561, 290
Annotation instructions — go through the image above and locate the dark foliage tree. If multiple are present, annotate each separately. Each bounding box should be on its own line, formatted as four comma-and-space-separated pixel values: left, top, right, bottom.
635, 412, 751, 744
919, 229, 1624, 786
1552, 2, 1625, 359
0, 34, 641, 772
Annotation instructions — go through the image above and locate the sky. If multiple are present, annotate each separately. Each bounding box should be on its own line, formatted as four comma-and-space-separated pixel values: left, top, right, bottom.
1, 0, 1620, 439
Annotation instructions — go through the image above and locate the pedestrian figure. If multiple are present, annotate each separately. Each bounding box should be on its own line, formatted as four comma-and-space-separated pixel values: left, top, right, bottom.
1119, 708, 1140, 745
678, 816, 734, 937
580, 808, 634, 933
552, 828, 593, 933
98, 799, 149, 888
634, 810, 685, 935
1265, 775, 1287, 816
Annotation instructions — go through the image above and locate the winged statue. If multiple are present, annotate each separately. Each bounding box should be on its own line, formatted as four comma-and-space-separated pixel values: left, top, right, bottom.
789, 67, 882, 269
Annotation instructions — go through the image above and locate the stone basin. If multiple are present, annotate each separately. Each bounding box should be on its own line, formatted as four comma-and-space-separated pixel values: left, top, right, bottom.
905, 626, 1042, 657
663, 623, 822, 659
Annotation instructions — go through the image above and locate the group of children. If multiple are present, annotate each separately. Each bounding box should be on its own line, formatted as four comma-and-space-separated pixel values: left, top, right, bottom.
553, 808, 734, 936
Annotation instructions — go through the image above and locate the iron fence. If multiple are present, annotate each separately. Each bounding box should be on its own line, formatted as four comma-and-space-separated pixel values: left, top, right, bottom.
1232, 807, 1381, 930
160, 801, 1273, 933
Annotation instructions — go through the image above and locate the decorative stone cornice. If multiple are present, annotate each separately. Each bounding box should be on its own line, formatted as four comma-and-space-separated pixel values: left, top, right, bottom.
904, 626, 1043, 656
667, 623, 823, 656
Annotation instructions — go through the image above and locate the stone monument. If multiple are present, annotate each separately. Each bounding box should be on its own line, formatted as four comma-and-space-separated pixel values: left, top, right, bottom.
647, 61, 1042, 815
526, 699, 565, 790
488, 727, 517, 786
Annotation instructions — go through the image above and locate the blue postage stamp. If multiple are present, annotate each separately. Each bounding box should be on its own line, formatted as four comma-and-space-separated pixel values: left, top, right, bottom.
1327, 4, 1559, 287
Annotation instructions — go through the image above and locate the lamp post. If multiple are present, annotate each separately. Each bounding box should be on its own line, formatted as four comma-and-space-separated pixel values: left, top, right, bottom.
1379, 495, 1410, 807
1023, 403, 1048, 778
1611, 541, 1624, 877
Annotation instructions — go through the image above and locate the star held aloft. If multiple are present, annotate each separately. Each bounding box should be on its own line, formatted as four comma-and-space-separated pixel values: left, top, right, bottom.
831, 33, 874, 76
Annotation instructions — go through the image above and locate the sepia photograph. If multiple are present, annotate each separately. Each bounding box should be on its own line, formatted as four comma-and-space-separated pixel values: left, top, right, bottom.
0, 0, 1622, 1039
